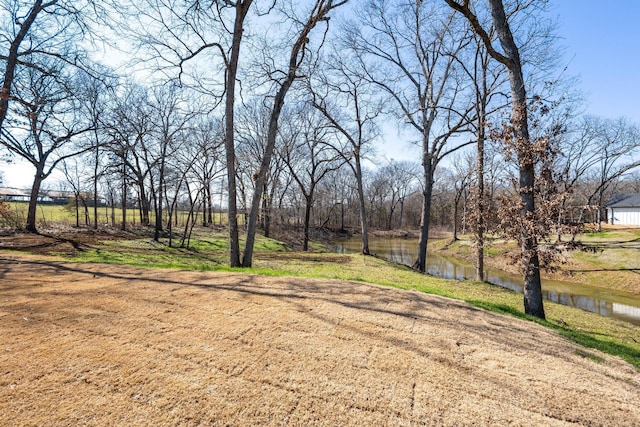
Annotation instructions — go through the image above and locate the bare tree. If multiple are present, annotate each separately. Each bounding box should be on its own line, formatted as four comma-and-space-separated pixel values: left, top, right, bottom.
372, 160, 420, 230
235, 99, 286, 238
188, 117, 225, 228
124, 0, 255, 265
565, 116, 640, 230
61, 156, 91, 227
280, 104, 344, 250
147, 83, 197, 241
313, 167, 356, 230
0, 0, 95, 133
108, 84, 155, 226
453, 25, 509, 280
74, 69, 115, 229
445, 0, 548, 318
1, 62, 96, 232
241, 0, 349, 267
349, 0, 476, 272
449, 154, 474, 241
224, 0, 255, 266
309, 47, 381, 254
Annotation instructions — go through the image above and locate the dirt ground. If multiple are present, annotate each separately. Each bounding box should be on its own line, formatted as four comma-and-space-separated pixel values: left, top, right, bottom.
1, 253, 639, 426
0, 228, 128, 256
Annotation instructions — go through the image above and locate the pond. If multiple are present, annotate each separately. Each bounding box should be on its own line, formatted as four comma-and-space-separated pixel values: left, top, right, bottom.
332, 237, 640, 325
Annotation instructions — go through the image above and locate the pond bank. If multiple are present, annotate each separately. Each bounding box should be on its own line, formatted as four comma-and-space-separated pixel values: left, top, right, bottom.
341, 227, 640, 295
332, 234, 640, 325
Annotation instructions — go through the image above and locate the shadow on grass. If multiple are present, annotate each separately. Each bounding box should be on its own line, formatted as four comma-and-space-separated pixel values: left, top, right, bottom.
467, 300, 640, 370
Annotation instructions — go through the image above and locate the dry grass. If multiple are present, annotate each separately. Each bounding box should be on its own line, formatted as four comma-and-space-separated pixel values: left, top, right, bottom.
1, 253, 639, 426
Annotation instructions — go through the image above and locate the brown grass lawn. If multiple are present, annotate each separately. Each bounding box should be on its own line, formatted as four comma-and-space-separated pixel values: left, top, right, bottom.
1, 253, 639, 426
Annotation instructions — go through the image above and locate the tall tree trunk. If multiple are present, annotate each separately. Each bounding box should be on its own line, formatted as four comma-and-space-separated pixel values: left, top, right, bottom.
413, 146, 434, 272
354, 157, 370, 255
154, 158, 166, 241
452, 193, 459, 242
75, 194, 80, 228
26, 168, 44, 233
223, 0, 252, 267
475, 122, 485, 282
243, 81, 289, 265
138, 184, 150, 226
93, 137, 99, 230
206, 181, 213, 226
242, 0, 348, 267
302, 195, 312, 251
262, 183, 271, 238
489, 0, 544, 319
446, 0, 545, 319
82, 198, 90, 226
475, 94, 486, 282
111, 192, 115, 227
121, 161, 127, 231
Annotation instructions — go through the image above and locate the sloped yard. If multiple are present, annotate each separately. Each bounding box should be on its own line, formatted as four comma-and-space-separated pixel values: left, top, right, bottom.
1, 254, 639, 426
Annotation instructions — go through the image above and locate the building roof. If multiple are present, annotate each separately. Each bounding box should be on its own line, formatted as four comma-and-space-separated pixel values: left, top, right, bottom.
607, 193, 640, 208
0, 187, 75, 198
0, 187, 29, 197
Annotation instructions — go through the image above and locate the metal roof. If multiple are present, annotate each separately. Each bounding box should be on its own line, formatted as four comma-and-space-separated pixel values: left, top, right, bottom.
0, 187, 29, 197
0, 187, 76, 198
606, 193, 640, 208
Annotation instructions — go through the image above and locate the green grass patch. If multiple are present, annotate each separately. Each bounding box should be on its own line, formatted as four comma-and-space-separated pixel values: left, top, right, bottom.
467, 299, 640, 369
550, 323, 640, 369
582, 228, 640, 241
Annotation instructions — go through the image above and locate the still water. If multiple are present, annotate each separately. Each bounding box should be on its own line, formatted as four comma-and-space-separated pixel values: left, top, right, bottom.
333, 237, 640, 325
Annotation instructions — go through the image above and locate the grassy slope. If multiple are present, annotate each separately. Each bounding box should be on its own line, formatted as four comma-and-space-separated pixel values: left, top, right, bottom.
55, 230, 640, 370
431, 228, 640, 295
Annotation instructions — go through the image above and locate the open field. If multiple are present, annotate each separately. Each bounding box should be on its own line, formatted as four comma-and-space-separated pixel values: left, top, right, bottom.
1, 202, 228, 229
1, 253, 639, 426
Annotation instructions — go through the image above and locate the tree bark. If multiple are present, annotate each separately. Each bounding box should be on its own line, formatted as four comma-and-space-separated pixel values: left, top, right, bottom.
475, 117, 485, 282
242, 0, 347, 267
154, 148, 169, 241
413, 145, 434, 272
75, 194, 80, 228
475, 68, 487, 282
354, 156, 370, 255
489, 0, 544, 318
446, 0, 545, 319
121, 157, 127, 231
26, 168, 44, 233
93, 132, 99, 230
223, 0, 252, 267
302, 194, 313, 251
0, 0, 45, 133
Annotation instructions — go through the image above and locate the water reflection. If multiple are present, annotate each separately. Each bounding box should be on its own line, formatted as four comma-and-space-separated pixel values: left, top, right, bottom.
333, 237, 640, 325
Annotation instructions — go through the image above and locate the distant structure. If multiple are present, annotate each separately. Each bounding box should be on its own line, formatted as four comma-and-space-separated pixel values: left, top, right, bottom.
0, 187, 31, 202
0, 187, 75, 204
606, 193, 640, 226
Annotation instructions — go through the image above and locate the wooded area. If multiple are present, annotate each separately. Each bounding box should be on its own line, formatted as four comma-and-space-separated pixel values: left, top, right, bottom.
2, 1, 640, 319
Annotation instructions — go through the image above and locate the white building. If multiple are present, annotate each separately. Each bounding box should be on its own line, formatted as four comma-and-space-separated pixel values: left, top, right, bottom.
606, 193, 640, 226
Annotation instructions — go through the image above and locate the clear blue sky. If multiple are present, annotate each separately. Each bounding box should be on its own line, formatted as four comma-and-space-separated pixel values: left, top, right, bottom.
553, 1, 640, 122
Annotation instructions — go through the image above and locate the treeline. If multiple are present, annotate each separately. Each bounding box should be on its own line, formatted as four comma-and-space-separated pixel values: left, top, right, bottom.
2, 1, 640, 318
